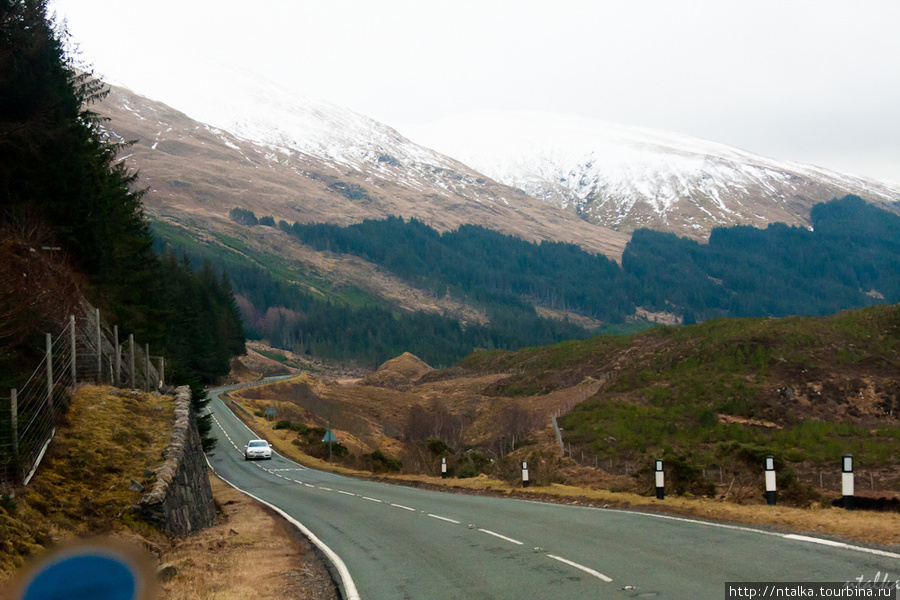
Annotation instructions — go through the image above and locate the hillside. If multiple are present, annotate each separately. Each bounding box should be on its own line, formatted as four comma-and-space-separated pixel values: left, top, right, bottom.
188, 197, 900, 368
408, 110, 900, 238
0, 386, 336, 599
97, 82, 629, 259
91, 73, 900, 369
0, 387, 172, 578
229, 304, 900, 509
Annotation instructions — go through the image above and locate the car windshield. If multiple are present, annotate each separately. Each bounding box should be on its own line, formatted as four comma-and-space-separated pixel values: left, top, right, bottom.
248, 441, 267, 447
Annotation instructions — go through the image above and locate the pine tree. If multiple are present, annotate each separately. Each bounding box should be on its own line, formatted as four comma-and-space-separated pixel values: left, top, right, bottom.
1, 1, 248, 450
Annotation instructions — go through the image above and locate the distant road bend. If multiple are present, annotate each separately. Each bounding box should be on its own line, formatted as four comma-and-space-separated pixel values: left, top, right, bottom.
206, 384, 899, 600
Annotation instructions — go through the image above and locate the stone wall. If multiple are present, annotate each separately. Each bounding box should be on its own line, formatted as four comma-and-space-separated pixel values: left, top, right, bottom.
139, 385, 216, 536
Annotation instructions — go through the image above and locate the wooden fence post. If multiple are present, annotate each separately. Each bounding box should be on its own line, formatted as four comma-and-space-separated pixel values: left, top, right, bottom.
69, 315, 76, 384
95, 308, 102, 381
114, 325, 120, 387
45, 333, 54, 414
10, 389, 18, 459
129, 334, 135, 389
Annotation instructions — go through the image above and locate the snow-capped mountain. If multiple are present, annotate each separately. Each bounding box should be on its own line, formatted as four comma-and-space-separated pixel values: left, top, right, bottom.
98, 70, 628, 259
405, 111, 900, 237
99, 62, 900, 258
108, 63, 496, 204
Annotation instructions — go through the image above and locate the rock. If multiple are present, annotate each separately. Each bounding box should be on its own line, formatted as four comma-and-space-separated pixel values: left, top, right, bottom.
144, 468, 155, 478
156, 563, 177, 582
778, 386, 795, 401
129, 479, 145, 492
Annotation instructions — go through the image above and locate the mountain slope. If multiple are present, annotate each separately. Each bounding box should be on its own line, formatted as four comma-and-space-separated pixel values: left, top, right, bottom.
406, 110, 900, 238
97, 75, 629, 260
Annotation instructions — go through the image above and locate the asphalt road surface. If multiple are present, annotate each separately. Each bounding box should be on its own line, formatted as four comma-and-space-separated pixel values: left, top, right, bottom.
205, 384, 900, 600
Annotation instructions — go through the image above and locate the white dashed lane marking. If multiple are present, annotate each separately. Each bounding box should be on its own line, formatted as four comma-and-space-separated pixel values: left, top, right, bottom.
547, 554, 613, 582
428, 514, 461, 525
478, 528, 523, 545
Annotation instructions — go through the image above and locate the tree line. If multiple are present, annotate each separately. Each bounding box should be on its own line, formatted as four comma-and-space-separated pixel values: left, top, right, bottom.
623, 195, 900, 322
248, 195, 900, 327
162, 225, 594, 368
216, 194, 900, 366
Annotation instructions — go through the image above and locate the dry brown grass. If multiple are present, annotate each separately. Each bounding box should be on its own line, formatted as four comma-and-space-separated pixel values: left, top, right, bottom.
359, 352, 434, 389
229, 372, 601, 459
0, 385, 173, 581
160, 476, 336, 600
0, 385, 338, 600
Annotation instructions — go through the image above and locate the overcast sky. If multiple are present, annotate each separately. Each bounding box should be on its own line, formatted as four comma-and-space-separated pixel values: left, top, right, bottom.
50, 0, 900, 184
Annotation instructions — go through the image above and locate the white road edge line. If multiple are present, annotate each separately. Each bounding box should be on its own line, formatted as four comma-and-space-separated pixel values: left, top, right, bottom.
605, 507, 900, 560
546, 554, 612, 582
206, 458, 360, 600
478, 528, 523, 545
338, 491, 355, 496
783, 534, 900, 559
362, 496, 382, 503
391, 503, 416, 512
610, 509, 779, 537
428, 514, 461, 524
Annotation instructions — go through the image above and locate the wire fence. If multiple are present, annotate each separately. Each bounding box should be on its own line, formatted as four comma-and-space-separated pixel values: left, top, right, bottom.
0, 303, 164, 487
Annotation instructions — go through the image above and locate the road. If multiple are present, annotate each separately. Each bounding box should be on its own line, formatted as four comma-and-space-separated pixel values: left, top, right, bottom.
205, 385, 899, 600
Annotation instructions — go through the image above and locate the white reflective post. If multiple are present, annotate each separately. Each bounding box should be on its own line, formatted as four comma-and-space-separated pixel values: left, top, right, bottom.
841, 455, 854, 510
521, 461, 529, 488
765, 455, 777, 506
655, 459, 664, 500
441, 456, 448, 479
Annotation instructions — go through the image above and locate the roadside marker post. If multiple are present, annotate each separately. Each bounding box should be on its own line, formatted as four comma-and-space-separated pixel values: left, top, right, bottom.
521, 461, 529, 488
842, 454, 855, 510
441, 456, 448, 479
765, 455, 777, 506
655, 459, 664, 500
322, 429, 338, 465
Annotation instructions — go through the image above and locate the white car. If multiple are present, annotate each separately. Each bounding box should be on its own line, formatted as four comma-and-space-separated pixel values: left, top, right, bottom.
244, 439, 272, 460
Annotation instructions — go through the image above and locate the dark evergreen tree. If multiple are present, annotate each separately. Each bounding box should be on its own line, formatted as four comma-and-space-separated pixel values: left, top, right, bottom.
0, 1, 247, 449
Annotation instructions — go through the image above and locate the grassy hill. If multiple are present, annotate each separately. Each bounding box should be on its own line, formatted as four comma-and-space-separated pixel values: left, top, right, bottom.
0, 387, 172, 577
446, 305, 900, 500
0, 386, 336, 599
230, 304, 900, 509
